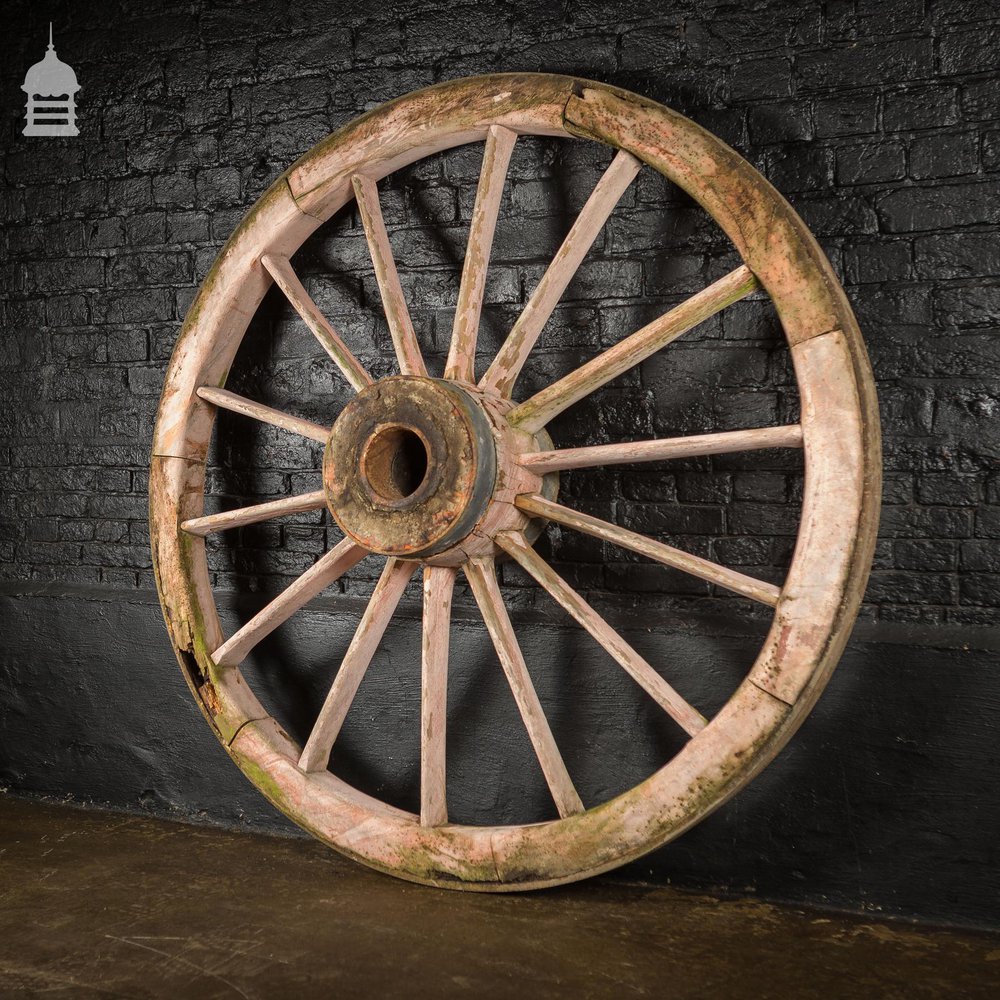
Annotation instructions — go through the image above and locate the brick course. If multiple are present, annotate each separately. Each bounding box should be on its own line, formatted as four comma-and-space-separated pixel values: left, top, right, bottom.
1, 0, 998, 629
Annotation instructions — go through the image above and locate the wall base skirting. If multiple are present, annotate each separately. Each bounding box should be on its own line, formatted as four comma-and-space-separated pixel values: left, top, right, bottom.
1, 586, 996, 929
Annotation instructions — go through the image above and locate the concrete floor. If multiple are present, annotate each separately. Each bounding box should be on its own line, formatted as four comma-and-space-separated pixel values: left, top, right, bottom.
1, 796, 997, 999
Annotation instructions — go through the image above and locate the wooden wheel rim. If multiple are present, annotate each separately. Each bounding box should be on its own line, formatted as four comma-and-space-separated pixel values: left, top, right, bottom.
150, 74, 881, 890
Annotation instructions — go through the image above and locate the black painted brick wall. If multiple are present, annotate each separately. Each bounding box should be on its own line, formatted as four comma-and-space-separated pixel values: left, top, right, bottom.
2, 0, 999, 628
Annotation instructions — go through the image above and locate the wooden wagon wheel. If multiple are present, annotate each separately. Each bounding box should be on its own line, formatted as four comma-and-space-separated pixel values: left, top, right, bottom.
150, 74, 880, 890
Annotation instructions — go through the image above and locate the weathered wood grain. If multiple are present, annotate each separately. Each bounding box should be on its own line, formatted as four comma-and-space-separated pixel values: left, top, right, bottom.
421, 566, 456, 826
299, 559, 417, 773
518, 425, 804, 473
213, 539, 366, 667
181, 490, 328, 537
750, 329, 867, 703
480, 150, 642, 397
260, 253, 373, 392
516, 494, 782, 607
352, 174, 427, 378
465, 558, 584, 818
509, 265, 759, 432
196, 386, 330, 443
497, 532, 707, 736
445, 126, 517, 383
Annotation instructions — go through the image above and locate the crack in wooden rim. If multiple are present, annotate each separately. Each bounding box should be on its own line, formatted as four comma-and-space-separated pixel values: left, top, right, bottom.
149, 73, 881, 891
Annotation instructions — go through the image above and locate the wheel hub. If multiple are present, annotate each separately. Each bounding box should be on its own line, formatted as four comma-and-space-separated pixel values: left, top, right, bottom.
323, 376, 541, 562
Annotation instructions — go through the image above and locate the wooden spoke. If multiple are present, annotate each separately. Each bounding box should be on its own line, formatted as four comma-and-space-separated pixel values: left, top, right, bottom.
260, 253, 373, 393
509, 265, 759, 433
496, 533, 706, 736
517, 494, 781, 607
465, 558, 584, 818
421, 565, 456, 827
196, 386, 329, 443
181, 490, 328, 537
299, 558, 417, 773
352, 174, 427, 377
518, 425, 804, 474
480, 150, 642, 397
445, 126, 517, 383
213, 538, 366, 667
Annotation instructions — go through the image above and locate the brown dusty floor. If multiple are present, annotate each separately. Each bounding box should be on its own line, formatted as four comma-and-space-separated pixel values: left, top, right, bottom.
0, 796, 997, 999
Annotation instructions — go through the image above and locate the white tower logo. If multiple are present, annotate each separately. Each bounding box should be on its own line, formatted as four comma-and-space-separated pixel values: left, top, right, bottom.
22, 23, 80, 137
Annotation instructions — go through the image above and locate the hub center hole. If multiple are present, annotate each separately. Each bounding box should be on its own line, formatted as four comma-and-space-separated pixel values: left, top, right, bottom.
361, 424, 430, 504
